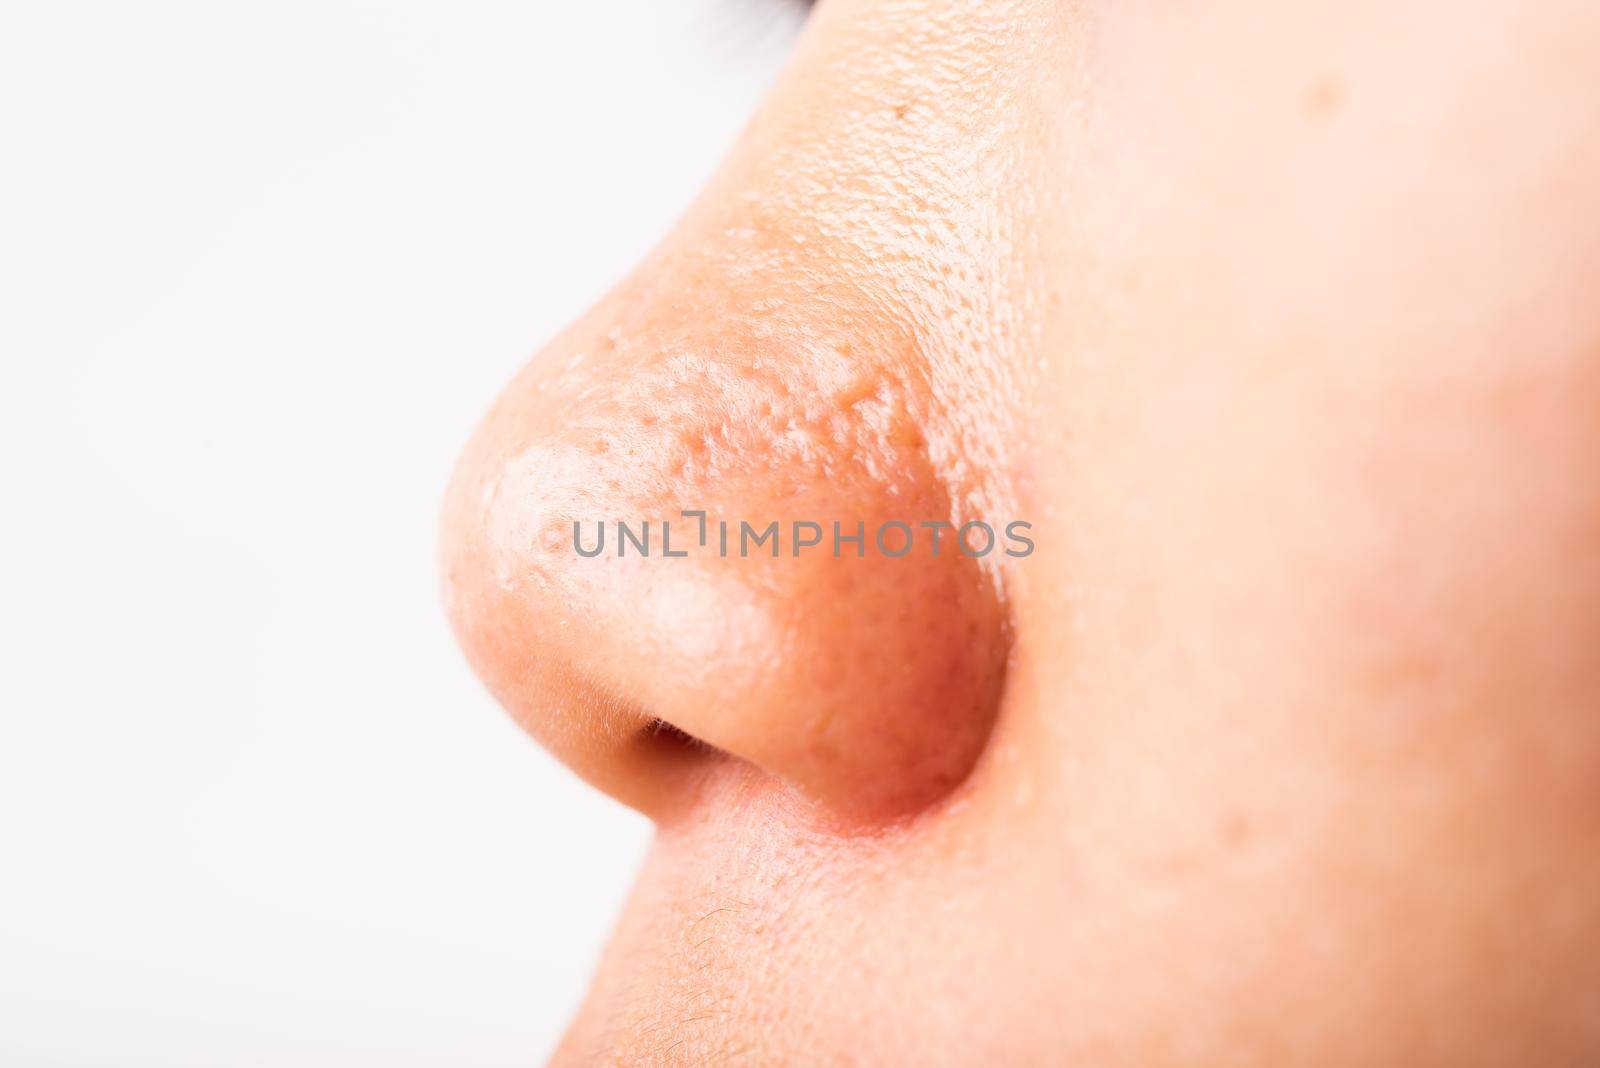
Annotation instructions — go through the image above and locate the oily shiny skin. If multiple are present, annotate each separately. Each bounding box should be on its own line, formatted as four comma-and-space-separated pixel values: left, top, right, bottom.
440, 0, 1600, 1064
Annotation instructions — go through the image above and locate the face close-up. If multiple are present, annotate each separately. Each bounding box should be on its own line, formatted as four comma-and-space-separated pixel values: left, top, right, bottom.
440, 0, 1600, 1063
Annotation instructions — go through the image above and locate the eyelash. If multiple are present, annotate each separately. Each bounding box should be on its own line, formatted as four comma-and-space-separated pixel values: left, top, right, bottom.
723, 0, 813, 24
704, 0, 812, 59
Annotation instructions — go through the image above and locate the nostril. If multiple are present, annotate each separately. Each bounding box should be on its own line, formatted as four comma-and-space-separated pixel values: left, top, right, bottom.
642, 717, 717, 756
628, 717, 741, 820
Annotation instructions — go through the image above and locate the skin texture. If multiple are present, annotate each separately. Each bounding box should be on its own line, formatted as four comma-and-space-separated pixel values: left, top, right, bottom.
440, 0, 1600, 1063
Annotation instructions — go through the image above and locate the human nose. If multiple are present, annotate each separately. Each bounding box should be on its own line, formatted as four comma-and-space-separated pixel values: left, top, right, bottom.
439, 4, 1041, 824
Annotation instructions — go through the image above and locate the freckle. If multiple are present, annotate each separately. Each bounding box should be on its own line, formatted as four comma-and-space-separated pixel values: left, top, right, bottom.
894, 103, 910, 121
1304, 75, 1344, 121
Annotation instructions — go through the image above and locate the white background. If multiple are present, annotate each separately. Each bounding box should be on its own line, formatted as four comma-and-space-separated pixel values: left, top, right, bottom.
0, 2, 803, 1063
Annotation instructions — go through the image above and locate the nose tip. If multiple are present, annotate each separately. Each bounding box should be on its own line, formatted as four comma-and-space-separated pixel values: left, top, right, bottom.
440, 282, 1013, 824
